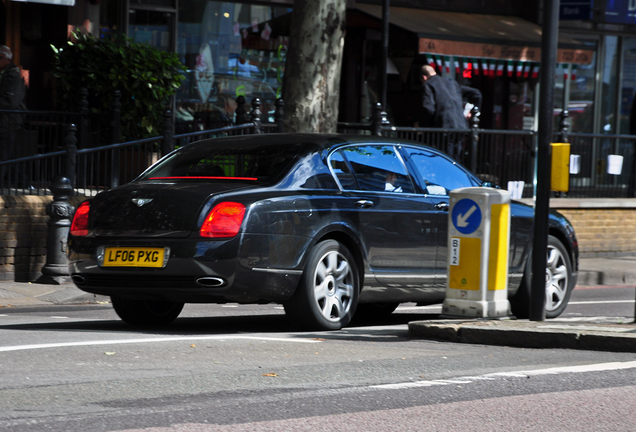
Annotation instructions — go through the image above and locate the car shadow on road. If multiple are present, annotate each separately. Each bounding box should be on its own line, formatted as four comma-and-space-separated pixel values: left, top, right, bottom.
0, 307, 442, 341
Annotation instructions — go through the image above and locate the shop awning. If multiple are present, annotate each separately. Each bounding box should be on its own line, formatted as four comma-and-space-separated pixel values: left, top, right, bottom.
8, 0, 74, 5
356, 4, 594, 65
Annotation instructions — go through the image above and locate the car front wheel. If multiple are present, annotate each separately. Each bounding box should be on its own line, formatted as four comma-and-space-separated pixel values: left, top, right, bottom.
544, 237, 573, 317
111, 296, 184, 326
284, 240, 359, 331
510, 235, 574, 319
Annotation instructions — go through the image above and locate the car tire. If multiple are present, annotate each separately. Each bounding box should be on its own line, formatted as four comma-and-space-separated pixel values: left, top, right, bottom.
510, 235, 574, 319
355, 302, 400, 318
111, 296, 184, 326
284, 240, 359, 331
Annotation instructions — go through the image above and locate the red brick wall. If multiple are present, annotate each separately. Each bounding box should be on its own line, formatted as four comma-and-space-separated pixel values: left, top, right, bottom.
0, 196, 85, 282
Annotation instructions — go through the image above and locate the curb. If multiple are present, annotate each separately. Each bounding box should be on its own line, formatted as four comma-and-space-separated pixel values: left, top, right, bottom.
578, 269, 636, 287
408, 320, 636, 353
0, 283, 109, 307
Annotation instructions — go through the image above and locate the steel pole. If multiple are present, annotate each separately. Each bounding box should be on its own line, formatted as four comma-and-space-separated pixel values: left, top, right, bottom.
380, 0, 390, 111
530, 0, 560, 321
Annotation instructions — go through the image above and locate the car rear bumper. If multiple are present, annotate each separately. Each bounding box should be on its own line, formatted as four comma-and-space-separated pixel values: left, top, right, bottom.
68, 234, 305, 303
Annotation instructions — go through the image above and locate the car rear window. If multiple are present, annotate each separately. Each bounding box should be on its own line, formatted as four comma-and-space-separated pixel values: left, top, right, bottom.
139, 142, 303, 184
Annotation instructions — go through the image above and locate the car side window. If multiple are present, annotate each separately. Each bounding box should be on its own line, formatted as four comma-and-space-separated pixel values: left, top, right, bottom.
329, 150, 357, 190
403, 147, 479, 195
341, 145, 414, 193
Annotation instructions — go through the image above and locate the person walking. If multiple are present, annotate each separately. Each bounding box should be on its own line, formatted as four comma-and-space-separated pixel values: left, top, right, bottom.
418, 65, 480, 160
0, 45, 27, 164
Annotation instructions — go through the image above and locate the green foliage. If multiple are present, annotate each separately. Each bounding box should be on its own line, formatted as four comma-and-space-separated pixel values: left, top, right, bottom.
51, 32, 186, 140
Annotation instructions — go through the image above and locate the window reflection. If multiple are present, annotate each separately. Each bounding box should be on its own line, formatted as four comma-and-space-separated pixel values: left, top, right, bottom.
176, 1, 291, 132
341, 146, 414, 193
404, 147, 479, 195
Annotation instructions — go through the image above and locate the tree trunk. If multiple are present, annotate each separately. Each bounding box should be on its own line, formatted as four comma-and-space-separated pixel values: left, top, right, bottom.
282, 0, 346, 133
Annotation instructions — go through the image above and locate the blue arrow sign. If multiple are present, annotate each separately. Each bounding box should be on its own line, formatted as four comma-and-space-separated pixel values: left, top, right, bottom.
452, 198, 482, 235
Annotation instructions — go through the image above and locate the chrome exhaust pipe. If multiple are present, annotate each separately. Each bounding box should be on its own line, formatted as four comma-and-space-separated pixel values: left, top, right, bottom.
196, 277, 226, 287
72, 274, 86, 285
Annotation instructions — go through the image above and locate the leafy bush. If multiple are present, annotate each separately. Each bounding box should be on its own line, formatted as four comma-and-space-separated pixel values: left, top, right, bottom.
52, 32, 186, 140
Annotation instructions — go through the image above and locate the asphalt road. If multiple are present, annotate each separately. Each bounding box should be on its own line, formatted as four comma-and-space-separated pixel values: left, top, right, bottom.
0, 285, 634, 432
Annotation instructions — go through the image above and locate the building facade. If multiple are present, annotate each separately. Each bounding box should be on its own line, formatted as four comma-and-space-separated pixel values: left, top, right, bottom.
2, 0, 636, 136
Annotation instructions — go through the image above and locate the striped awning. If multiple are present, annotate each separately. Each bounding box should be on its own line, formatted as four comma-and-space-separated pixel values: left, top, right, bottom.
422, 54, 581, 81
357, 4, 594, 65
8, 0, 74, 5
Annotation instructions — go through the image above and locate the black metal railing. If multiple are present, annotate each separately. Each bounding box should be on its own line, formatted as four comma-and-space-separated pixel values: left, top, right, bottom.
567, 132, 636, 198
0, 96, 275, 196
340, 104, 636, 199
2, 97, 636, 199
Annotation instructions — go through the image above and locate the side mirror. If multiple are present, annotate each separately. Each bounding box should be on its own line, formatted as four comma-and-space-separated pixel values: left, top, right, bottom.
481, 181, 500, 189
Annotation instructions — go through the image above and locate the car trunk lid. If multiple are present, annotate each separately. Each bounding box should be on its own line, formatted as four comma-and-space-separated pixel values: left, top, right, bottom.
88, 181, 252, 238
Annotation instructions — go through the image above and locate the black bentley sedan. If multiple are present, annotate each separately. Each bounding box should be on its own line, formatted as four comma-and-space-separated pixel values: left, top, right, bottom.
68, 133, 578, 330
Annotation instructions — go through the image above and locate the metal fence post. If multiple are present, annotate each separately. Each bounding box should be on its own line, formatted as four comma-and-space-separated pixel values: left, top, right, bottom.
78, 88, 89, 149
250, 97, 262, 134
558, 109, 570, 143
161, 110, 174, 157
111, 90, 122, 144
275, 98, 285, 133
65, 124, 77, 189
469, 106, 481, 173
372, 103, 382, 136
371, 103, 390, 136
110, 91, 122, 189
38, 176, 74, 284
235, 96, 248, 125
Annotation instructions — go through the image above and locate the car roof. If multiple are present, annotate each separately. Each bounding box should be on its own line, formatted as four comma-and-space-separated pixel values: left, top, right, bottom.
189, 133, 432, 155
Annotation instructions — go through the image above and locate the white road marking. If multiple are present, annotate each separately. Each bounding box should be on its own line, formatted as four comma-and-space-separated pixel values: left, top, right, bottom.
0, 335, 321, 352
396, 305, 442, 311
568, 300, 635, 305
371, 360, 636, 390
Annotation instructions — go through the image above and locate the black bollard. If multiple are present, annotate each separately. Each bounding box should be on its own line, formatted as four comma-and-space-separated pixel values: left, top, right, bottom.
38, 176, 75, 284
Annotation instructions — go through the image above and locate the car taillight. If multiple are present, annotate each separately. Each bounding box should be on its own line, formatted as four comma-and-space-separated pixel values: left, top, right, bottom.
200, 202, 246, 238
70, 201, 90, 237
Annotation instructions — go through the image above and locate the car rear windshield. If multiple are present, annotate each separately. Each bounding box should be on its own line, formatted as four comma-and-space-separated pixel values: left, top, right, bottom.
138, 142, 303, 184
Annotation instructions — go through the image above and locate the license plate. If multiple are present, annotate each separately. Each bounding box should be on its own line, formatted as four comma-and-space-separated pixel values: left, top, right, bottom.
100, 247, 168, 268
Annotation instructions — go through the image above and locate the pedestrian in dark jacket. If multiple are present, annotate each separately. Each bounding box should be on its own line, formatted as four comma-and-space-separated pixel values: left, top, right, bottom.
419, 65, 466, 129
418, 65, 481, 159
0, 45, 27, 163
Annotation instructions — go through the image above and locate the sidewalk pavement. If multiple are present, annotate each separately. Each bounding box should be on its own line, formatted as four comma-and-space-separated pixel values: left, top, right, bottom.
410, 256, 636, 353
0, 257, 635, 352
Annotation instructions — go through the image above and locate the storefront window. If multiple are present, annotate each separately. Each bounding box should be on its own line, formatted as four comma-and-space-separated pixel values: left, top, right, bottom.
129, 10, 172, 51
601, 36, 619, 134
176, 1, 291, 132
620, 37, 636, 134
568, 39, 597, 134
554, 62, 566, 120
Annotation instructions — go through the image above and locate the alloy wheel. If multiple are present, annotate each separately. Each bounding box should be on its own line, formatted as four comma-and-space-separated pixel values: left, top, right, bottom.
311, 249, 355, 323
545, 244, 569, 313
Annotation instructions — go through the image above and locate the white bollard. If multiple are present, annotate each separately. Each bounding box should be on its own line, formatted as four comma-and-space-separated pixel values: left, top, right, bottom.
442, 187, 511, 318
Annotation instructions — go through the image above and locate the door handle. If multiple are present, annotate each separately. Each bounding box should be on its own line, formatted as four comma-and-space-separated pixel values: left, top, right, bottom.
355, 200, 374, 208
435, 202, 449, 211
